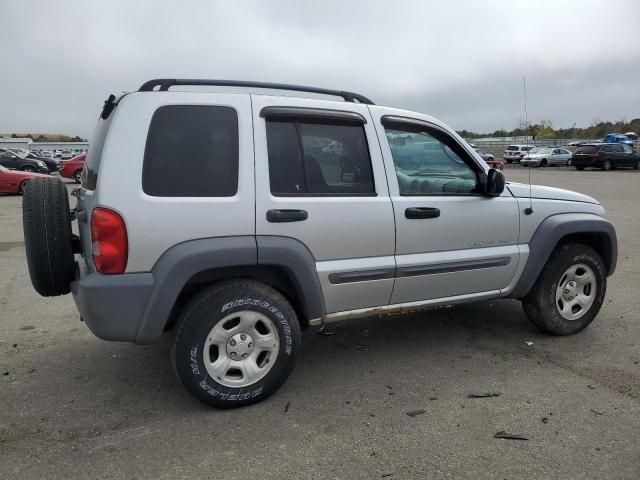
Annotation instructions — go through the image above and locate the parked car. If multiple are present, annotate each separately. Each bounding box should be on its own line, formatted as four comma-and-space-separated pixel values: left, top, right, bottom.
0, 148, 48, 173
60, 150, 74, 160
54, 150, 63, 158
572, 143, 640, 171
59, 153, 86, 182
503, 144, 534, 163
521, 147, 572, 167
0, 165, 49, 194
40, 150, 53, 158
22, 78, 617, 409
603, 133, 634, 146
9, 148, 60, 172
474, 148, 504, 170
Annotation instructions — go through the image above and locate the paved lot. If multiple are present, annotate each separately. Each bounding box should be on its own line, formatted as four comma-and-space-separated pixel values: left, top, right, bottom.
1, 169, 639, 479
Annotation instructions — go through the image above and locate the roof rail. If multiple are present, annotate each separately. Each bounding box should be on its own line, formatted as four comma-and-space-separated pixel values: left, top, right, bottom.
138, 79, 375, 105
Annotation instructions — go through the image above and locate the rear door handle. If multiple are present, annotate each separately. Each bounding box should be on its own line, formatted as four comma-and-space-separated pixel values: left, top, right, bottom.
266, 209, 308, 223
405, 207, 440, 219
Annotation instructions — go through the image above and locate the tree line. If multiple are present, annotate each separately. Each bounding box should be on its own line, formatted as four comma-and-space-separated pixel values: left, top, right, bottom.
9, 133, 87, 142
457, 118, 640, 140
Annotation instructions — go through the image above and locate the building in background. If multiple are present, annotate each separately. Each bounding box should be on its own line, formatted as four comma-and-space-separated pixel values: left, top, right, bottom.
0, 136, 88, 153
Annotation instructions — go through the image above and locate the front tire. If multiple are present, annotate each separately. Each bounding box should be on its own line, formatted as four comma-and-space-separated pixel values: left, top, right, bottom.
171, 280, 302, 408
22, 166, 35, 173
523, 242, 606, 335
603, 160, 612, 171
540, 159, 547, 167
576, 166, 585, 171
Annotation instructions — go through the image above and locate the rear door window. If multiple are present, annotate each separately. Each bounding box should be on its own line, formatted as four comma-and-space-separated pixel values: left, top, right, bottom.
265, 119, 375, 196
142, 105, 239, 197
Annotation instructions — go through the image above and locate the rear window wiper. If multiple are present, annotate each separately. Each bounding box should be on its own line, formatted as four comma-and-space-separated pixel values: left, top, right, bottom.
101, 94, 117, 119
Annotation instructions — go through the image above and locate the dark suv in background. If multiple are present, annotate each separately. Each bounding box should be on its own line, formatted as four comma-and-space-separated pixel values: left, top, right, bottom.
572, 143, 639, 171
0, 148, 49, 173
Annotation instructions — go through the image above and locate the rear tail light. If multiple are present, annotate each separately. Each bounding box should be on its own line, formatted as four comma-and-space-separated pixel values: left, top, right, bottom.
90, 207, 127, 274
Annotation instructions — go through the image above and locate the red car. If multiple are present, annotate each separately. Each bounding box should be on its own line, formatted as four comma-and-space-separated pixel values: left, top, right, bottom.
59, 154, 86, 183
0, 165, 49, 194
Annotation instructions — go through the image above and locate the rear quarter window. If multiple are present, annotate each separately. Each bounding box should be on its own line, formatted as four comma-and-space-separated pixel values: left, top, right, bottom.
142, 105, 239, 197
574, 146, 598, 154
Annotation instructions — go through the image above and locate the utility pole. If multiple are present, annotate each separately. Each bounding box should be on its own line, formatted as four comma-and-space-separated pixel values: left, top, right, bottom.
523, 76, 528, 143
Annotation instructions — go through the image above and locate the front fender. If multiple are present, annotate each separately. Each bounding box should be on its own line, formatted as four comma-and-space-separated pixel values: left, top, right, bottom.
510, 213, 617, 299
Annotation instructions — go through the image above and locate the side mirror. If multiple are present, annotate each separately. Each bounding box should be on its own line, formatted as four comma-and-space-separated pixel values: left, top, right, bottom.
486, 168, 505, 196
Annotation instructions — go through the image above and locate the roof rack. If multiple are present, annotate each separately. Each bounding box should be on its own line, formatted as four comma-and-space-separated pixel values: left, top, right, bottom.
138, 79, 375, 105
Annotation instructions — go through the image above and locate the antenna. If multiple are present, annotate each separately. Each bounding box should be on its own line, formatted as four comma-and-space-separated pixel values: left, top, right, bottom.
523, 76, 534, 215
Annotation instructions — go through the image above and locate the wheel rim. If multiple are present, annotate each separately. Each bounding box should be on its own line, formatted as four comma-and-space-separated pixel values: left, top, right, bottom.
555, 263, 596, 321
603, 160, 611, 170
24, 167, 34, 172
19, 180, 28, 194
203, 310, 280, 388
75, 171, 82, 182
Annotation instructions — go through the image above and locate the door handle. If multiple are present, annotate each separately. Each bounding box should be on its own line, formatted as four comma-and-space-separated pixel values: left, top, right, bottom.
266, 209, 309, 223
405, 207, 440, 219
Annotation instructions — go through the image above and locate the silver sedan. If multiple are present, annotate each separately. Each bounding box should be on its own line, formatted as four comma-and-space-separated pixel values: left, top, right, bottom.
521, 147, 572, 167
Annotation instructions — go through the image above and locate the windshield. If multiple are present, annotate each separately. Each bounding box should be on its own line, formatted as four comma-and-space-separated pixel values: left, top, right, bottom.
9, 149, 28, 158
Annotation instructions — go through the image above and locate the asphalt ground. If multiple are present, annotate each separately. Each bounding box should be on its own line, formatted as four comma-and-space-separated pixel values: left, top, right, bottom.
1, 167, 639, 479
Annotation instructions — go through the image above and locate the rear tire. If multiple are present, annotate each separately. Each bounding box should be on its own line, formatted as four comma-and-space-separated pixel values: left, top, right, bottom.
171, 280, 302, 408
540, 159, 547, 167
523, 242, 606, 336
22, 178, 75, 296
576, 166, 585, 171
634, 161, 639, 170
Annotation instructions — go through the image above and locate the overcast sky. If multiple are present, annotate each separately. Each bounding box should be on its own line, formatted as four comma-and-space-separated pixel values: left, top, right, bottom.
1, 0, 639, 139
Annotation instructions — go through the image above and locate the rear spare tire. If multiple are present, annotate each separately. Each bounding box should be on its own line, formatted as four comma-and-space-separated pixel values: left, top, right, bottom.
22, 177, 75, 296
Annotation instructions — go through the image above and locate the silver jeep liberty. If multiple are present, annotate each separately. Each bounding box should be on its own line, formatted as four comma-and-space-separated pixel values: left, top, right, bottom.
22, 79, 617, 408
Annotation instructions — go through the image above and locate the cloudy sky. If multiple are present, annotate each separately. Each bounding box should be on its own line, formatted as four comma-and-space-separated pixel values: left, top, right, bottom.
1, 0, 639, 138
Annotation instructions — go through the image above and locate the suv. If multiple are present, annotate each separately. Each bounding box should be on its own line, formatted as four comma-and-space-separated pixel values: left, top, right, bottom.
21, 79, 617, 408
503, 144, 534, 163
9, 148, 60, 172
572, 143, 640, 171
0, 148, 49, 173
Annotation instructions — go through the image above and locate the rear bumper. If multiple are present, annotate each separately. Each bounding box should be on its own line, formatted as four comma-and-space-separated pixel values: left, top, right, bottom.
520, 158, 540, 166
572, 159, 601, 168
71, 272, 154, 342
